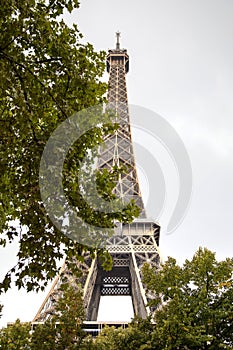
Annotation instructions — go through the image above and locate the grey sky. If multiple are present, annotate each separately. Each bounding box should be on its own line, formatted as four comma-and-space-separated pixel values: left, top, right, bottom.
1, 0, 233, 327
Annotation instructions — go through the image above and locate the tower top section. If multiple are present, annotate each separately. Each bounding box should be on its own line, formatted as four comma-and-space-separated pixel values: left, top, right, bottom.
104, 33, 145, 217
107, 32, 129, 73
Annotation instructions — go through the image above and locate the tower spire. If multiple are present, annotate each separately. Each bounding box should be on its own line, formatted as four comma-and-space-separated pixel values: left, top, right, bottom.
116, 31, 121, 50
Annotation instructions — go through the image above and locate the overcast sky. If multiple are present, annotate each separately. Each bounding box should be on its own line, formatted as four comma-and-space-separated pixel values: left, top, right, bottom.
1, 0, 233, 327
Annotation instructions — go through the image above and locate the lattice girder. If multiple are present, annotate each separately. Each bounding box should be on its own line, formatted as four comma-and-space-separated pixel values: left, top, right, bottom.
33, 36, 161, 324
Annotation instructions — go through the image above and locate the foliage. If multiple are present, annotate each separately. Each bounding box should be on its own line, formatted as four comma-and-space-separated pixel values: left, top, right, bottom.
0, 248, 232, 349
0, 0, 139, 294
93, 317, 154, 350
0, 283, 91, 349
143, 247, 233, 349
30, 282, 87, 349
0, 319, 31, 349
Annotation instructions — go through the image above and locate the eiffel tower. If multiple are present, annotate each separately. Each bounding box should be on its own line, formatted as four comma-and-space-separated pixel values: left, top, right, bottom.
33, 33, 160, 325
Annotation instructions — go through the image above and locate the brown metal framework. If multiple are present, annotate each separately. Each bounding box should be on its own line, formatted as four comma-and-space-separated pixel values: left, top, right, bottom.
33, 34, 160, 323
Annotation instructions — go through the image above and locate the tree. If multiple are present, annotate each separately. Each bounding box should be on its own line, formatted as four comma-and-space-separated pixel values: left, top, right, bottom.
0, 319, 31, 349
0, 283, 91, 349
143, 247, 233, 349
93, 318, 154, 350
30, 282, 88, 349
0, 0, 139, 294
49, 282, 86, 349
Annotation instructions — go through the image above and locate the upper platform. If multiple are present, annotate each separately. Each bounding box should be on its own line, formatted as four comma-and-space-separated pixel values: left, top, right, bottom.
107, 32, 129, 73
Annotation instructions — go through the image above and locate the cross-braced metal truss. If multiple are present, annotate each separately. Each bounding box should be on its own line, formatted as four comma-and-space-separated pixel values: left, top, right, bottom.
33, 35, 161, 323
99, 46, 146, 217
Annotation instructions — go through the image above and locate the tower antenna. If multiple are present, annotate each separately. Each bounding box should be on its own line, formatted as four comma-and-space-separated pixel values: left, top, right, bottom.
116, 31, 121, 50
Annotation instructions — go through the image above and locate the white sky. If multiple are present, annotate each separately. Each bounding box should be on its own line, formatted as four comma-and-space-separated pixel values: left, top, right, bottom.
1, 0, 233, 327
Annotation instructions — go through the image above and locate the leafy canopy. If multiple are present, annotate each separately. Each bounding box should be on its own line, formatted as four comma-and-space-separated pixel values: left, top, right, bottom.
0, 282, 90, 349
0, 248, 232, 349
0, 0, 139, 294
143, 247, 233, 349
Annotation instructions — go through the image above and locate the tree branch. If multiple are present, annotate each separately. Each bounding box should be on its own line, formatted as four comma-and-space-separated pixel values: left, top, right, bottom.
0, 51, 68, 119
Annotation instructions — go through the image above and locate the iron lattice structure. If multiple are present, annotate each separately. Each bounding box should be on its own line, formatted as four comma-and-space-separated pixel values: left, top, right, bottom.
33, 34, 160, 323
